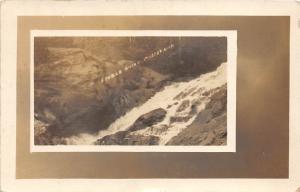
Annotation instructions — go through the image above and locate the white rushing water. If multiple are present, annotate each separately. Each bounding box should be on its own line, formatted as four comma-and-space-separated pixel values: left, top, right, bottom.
66, 62, 227, 145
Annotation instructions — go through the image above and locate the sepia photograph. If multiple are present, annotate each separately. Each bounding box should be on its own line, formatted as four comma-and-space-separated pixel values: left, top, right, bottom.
1, 0, 298, 191
31, 30, 236, 151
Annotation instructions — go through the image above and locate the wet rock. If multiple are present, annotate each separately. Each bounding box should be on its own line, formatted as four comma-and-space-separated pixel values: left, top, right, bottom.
206, 84, 227, 117
201, 132, 216, 145
176, 100, 190, 112
34, 46, 168, 140
34, 37, 227, 145
95, 108, 167, 145
189, 104, 198, 115
173, 87, 197, 100
170, 116, 192, 123
34, 119, 48, 136
95, 131, 128, 145
191, 87, 204, 96
166, 85, 227, 145
202, 90, 211, 96
124, 135, 159, 145
148, 124, 169, 135
129, 108, 167, 132
95, 131, 159, 145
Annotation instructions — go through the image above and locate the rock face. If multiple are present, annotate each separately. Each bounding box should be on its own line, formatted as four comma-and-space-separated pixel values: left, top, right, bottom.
95, 81, 227, 146
166, 84, 227, 145
95, 131, 160, 145
34, 47, 167, 145
95, 108, 166, 145
176, 100, 190, 112
129, 108, 167, 132
34, 118, 67, 145
34, 37, 227, 145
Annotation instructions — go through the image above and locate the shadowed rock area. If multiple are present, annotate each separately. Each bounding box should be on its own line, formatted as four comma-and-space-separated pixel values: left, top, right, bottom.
94, 108, 166, 145
128, 108, 167, 132
34, 37, 227, 145
166, 84, 227, 145
95, 131, 160, 145
95, 84, 227, 146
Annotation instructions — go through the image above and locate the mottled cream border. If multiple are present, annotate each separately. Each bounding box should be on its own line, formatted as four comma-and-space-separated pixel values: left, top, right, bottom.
1, 0, 300, 192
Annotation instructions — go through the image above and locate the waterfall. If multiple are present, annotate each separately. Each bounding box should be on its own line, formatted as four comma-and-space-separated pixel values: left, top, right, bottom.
65, 62, 227, 145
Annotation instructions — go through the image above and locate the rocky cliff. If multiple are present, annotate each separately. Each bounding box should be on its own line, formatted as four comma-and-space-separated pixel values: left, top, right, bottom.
34, 37, 227, 145
166, 84, 227, 145
93, 64, 227, 146
94, 84, 227, 146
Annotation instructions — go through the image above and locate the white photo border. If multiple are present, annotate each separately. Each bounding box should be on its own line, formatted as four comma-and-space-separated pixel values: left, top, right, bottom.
1, 0, 300, 192
30, 30, 237, 153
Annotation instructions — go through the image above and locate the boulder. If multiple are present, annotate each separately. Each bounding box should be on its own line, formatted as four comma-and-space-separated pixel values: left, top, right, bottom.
129, 108, 167, 132
95, 131, 159, 145
176, 100, 190, 112
166, 85, 227, 145
170, 115, 192, 123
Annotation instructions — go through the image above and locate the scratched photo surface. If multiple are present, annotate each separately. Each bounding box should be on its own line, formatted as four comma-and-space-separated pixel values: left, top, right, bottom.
34, 36, 228, 146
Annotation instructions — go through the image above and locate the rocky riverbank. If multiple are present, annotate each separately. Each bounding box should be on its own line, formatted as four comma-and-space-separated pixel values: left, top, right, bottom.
93, 66, 227, 146
34, 37, 227, 145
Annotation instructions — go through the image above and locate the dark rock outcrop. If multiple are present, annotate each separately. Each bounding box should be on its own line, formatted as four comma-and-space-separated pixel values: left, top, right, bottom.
170, 116, 192, 123
95, 132, 159, 145
94, 108, 167, 145
34, 37, 227, 145
166, 84, 227, 145
128, 108, 167, 132
34, 47, 167, 144
176, 100, 190, 112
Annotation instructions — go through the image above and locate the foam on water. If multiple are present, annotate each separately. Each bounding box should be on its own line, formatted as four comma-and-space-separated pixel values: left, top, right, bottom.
66, 62, 227, 145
